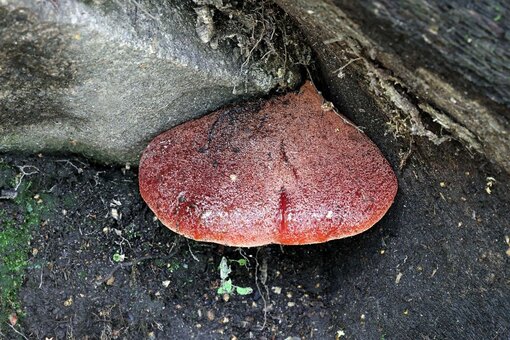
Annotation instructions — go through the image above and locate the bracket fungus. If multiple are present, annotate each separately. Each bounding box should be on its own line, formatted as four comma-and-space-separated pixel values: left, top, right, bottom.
139, 81, 397, 247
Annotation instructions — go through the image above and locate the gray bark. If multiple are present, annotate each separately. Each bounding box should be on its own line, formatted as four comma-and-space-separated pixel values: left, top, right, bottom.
277, 0, 510, 174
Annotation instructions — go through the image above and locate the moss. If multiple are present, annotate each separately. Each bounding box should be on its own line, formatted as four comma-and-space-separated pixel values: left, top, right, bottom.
0, 168, 45, 332
0, 213, 32, 322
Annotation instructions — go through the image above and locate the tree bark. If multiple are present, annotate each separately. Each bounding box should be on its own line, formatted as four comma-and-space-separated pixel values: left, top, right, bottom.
276, 0, 510, 174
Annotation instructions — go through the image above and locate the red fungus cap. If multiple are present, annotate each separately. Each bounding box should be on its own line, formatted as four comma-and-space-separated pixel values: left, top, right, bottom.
139, 81, 397, 247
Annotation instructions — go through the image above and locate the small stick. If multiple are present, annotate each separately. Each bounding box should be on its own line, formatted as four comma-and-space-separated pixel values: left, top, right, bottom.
7, 323, 29, 340
254, 248, 268, 331
333, 57, 362, 74
14, 165, 40, 191
187, 239, 200, 262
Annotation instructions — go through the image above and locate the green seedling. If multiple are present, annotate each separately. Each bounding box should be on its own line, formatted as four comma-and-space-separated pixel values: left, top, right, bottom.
230, 258, 248, 267
112, 252, 125, 263
217, 256, 253, 296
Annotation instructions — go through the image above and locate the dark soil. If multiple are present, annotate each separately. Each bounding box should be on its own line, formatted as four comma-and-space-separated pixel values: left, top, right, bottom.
0, 126, 509, 339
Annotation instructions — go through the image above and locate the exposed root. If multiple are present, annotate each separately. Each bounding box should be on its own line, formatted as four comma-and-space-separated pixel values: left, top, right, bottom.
1, 165, 40, 199
14, 165, 39, 191
56, 159, 86, 174
192, 0, 311, 88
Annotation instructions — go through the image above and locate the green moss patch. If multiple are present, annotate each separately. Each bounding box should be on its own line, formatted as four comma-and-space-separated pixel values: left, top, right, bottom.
0, 174, 43, 331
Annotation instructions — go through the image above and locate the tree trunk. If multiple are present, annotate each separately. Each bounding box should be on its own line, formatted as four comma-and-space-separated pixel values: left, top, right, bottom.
277, 0, 510, 174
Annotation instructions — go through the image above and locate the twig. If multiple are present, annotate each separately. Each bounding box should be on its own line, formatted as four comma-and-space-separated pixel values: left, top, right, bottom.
55, 159, 83, 174
254, 248, 268, 331
14, 165, 39, 191
39, 265, 44, 289
333, 57, 362, 77
187, 239, 200, 262
7, 323, 29, 340
236, 248, 251, 268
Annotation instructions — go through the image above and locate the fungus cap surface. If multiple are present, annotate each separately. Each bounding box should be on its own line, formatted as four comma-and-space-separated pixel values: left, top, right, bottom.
139, 81, 397, 247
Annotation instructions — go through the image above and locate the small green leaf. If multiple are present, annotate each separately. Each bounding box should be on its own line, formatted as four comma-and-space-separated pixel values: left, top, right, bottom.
236, 258, 248, 267
112, 252, 125, 263
217, 278, 233, 294
235, 286, 253, 295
